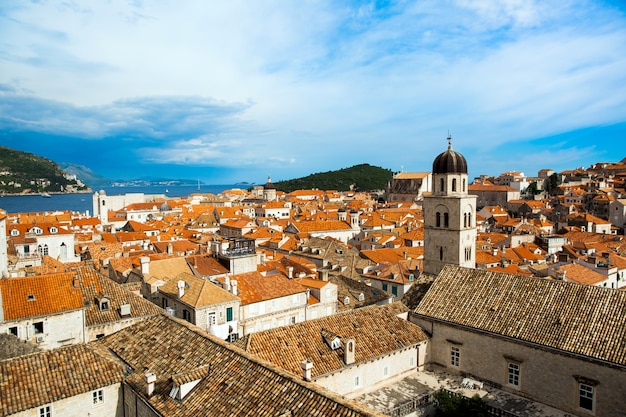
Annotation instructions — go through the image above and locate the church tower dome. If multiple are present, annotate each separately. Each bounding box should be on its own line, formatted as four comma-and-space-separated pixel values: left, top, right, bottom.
432, 137, 468, 174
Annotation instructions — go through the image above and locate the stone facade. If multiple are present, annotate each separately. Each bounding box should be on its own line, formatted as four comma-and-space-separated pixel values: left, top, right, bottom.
410, 317, 626, 417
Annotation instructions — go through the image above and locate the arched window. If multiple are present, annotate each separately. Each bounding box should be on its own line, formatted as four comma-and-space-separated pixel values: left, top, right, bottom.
444, 213, 449, 228
436, 212, 441, 227
462, 179, 466, 192
439, 246, 444, 261
60, 242, 67, 260
463, 213, 467, 228
452, 178, 457, 192
440, 178, 445, 192
38, 244, 49, 256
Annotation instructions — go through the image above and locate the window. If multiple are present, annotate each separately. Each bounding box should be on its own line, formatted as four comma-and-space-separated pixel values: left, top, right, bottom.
439, 246, 444, 261
226, 307, 233, 322
436, 212, 441, 227
391, 286, 398, 296
382, 283, 388, 291
444, 213, 449, 228
354, 375, 361, 387
450, 346, 460, 367
34, 321, 44, 334
291, 316, 296, 324
182, 309, 191, 321
38, 244, 49, 256
508, 362, 520, 387
579, 383, 594, 411
452, 178, 457, 192
39, 406, 51, 417
440, 178, 445, 192
383, 366, 389, 377
93, 389, 104, 405
8, 327, 18, 336
208, 312, 217, 326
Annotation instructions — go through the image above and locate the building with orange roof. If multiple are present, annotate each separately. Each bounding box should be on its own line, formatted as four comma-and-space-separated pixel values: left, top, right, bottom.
0, 272, 85, 349
469, 182, 520, 207
6, 222, 80, 271
360, 260, 420, 299
218, 270, 308, 335
0, 209, 7, 275
157, 272, 240, 341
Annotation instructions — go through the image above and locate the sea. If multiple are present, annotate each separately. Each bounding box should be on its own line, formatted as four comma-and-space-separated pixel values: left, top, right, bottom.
0, 184, 238, 215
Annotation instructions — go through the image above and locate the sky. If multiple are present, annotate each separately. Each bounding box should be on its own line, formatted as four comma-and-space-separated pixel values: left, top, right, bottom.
1, 1, 625, 185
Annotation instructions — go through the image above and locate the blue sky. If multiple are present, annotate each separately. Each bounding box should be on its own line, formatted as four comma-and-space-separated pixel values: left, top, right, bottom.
1, 1, 625, 185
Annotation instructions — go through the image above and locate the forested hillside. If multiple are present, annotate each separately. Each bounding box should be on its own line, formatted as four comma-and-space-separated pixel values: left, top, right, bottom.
0, 146, 89, 194
274, 164, 393, 193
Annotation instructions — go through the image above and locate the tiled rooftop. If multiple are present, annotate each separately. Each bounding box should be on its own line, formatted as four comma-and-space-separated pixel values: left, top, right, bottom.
0, 273, 84, 321
415, 265, 626, 366
95, 314, 383, 417
237, 304, 428, 379
0, 343, 125, 415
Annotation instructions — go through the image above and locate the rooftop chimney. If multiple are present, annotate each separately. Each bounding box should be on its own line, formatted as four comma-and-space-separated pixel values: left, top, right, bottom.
167, 243, 173, 255
140, 256, 150, 275
231, 279, 238, 295
145, 372, 157, 397
224, 275, 231, 292
177, 280, 185, 298
287, 266, 294, 279
300, 360, 313, 381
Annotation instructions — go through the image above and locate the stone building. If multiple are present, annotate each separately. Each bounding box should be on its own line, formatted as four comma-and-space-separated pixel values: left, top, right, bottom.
423, 137, 477, 275
411, 265, 626, 417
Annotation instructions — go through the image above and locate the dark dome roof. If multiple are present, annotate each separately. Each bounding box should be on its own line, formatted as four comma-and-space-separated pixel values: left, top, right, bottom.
432, 139, 467, 174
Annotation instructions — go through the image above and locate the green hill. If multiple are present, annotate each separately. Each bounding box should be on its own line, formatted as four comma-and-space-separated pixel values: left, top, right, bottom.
274, 164, 393, 193
0, 146, 90, 194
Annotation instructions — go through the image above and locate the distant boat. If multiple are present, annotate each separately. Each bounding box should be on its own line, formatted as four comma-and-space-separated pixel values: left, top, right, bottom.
165, 188, 169, 193
41, 192, 51, 198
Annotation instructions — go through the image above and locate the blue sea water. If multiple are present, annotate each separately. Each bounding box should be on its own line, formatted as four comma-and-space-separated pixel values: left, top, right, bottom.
0, 184, 237, 214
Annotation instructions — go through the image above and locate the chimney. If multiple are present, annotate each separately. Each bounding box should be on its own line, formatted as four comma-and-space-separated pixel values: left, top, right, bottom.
319, 270, 329, 282
145, 372, 156, 397
287, 266, 294, 279
344, 339, 355, 365
300, 360, 313, 381
177, 280, 185, 298
231, 280, 238, 295
167, 243, 173, 255
492, 248, 498, 257
140, 256, 150, 275
224, 275, 231, 292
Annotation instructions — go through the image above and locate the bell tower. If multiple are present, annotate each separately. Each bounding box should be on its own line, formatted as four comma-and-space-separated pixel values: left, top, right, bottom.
423, 136, 476, 275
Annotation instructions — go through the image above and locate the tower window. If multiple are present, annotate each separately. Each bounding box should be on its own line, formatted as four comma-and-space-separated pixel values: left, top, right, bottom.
439, 246, 444, 261
452, 178, 457, 192
440, 178, 444, 192
444, 213, 449, 228
436, 212, 441, 227
462, 179, 466, 192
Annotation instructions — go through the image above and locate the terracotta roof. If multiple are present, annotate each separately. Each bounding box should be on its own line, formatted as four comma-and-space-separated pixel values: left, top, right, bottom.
75, 267, 162, 327
415, 265, 626, 366
223, 271, 307, 305
239, 304, 428, 379
95, 314, 382, 417
0, 273, 84, 321
0, 344, 125, 415
159, 272, 239, 308
558, 263, 607, 285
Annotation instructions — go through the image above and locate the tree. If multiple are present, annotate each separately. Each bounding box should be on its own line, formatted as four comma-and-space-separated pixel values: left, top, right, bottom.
434, 391, 489, 417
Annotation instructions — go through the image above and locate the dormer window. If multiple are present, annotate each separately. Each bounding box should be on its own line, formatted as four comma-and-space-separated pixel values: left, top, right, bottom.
49, 227, 57, 234
98, 296, 111, 312
10, 229, 19, 236
30, 227, 43, 235
27, 294, 36, 301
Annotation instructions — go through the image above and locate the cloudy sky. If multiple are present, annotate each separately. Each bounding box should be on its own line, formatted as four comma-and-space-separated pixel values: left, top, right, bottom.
1, 1, 625, 185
